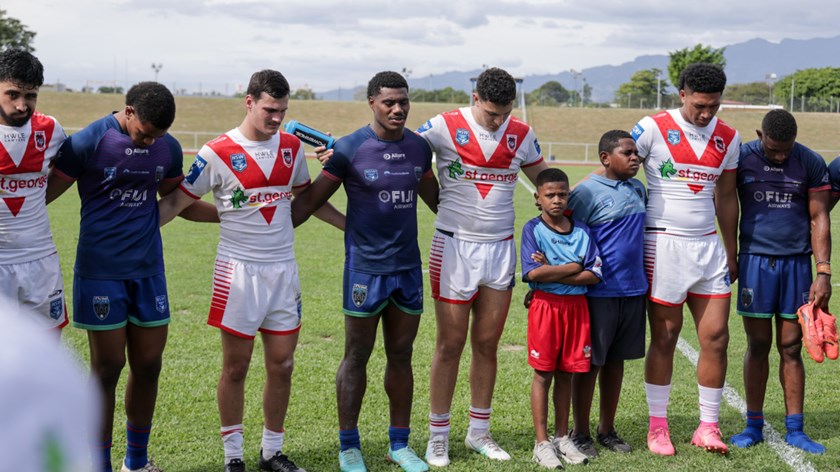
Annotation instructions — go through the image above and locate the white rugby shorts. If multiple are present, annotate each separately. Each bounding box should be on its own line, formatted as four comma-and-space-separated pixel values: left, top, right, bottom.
0, 252, 67, 329
207, 256, 302, 338
644, 232, 731, 306
429, 231, 516, 304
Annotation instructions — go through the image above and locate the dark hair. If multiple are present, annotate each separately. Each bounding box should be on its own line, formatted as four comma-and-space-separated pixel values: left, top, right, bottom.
367, 71, 409, 98
0, 49, 44, 88
599, 129, 633, 155
761, 109, 797, 142
536, 168, 569, 187
246, 69, 290, 100
678, 63, 727, 94
475, 67, 517, 105
126, 82, 176, 130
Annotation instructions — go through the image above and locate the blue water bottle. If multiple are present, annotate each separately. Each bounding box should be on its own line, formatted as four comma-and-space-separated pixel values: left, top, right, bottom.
284, 120, 335, 149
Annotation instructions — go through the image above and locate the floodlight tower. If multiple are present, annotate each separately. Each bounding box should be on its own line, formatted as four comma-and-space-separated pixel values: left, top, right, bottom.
151, 63, 163, 82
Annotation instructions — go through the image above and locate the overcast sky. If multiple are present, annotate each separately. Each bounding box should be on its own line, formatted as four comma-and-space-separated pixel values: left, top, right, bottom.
5, 1, 839, 94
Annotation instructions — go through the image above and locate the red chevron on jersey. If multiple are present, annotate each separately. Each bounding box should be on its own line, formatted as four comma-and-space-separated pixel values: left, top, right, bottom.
209, 132, 300, 189
2, 196, 25, 216
0, 113, 56, 175
441, 110, 530, 170
652, 111, 736, 169
259, 206, 277, 225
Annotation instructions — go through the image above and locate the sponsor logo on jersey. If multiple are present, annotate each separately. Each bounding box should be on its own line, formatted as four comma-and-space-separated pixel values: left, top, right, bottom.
1, 131, 25, 143
659, 159, 677, 179
93, 296, 110, 320
281, 148, 293, 168
763, 165, 783, 173
364, 169, 378, 182
49, 298, 63, 320
530, 349, 540, 359
109, 188, 149, 207
744, 176, 755, 184
247, 190, 293, 205
417, 120, 433, 133
714, 136, 726, 153
506, 134, 517, 151
352, 283, 368, 307
155, 165, 164, 182
155, 295, 168, 313
49, 289, 62, 298
379, 189, 415, 209
414, 166, 423, 180
383, 170, 410, 177
631, 124, 644, 140
383, 152, 406, 161
740, 287, 753, 308
125, 148, 150, 156
724, 271, 731, 287
231, 153, 247, 172
534, 138, 541, 155
583, 345, 592, 359
230, 186, 247, 208
0, 174, 47, 192
753, 190, 793, 208
667, 129, 681, 145
446, 159, 465, 180
34, 130, 46, 151
186, 156, 207, 184
104, 167, 117, 182
455, 128, 470, 146
597, 194, 615, 209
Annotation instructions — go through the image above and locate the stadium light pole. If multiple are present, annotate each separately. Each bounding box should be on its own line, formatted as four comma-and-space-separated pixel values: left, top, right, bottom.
656, 70, 662, 109
151, 63, 163, 82
790, 79, 795, 111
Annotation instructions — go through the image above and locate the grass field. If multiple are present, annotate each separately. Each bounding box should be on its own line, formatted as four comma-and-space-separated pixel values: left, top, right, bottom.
39, 92, 840, 472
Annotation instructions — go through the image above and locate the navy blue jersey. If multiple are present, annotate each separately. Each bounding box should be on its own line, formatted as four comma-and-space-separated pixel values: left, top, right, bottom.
829, 156, 840, 196
520, 215, 602, 296
54, 114, 183, 279
737, 139, 829, 256
322, 126, 433, 274
567, 174, 647, 297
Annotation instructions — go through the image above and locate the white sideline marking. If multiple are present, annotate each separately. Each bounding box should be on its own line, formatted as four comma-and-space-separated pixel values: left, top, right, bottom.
518, 177, 536, 194
675, 338, 818, 472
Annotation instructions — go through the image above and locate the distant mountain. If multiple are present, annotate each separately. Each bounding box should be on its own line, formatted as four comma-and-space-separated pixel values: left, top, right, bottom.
316, 35, 840, 103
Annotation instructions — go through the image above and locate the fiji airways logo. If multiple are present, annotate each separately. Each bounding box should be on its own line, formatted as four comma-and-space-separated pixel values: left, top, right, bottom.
109, 188, 148, 207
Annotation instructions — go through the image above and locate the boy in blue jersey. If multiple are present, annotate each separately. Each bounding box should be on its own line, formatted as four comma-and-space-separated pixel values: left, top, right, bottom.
47, 82, 216, 472
521, 168, 602, 469
730, 109, 831, 454
292, 71, 439, 472
566, 130, 646, 457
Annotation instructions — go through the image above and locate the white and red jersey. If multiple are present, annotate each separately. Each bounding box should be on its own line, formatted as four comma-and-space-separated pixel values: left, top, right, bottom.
632, 109, 740, 237
0, 113, 65, 264
417, 107, 543, 241
179, 128, 310, 263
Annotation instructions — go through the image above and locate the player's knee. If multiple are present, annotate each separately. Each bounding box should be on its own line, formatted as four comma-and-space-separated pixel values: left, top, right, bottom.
267, 355, 294, 381
745, 335, 773, 356
385, 342, 414, 366
701, 328, 729, 352
471, 338, 499, 360
93, 359, 126, 388
436, 335, 467, 360
778, 339, 803, 361
343, 345, 374, 369
222, 359, 251, 384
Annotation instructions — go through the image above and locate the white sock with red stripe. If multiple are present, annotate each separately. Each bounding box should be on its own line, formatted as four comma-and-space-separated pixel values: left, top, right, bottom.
467, 406, 491, 439
221, 424, 244, 462
429, 412, 451, 437
261, 427, 284, 459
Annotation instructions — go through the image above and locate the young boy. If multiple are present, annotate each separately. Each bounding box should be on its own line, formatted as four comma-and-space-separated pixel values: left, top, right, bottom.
566, 130, 647, 457
521, 168, 603, 469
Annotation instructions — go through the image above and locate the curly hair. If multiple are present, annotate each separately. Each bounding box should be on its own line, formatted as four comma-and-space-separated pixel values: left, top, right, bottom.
679, 63, 727, 94
598, 129, 633, 155
367, 71, 409, 98
0, 49, 44, 88
761, 109, 797, 142
475, 67, 517, 105
126, 82, 176, 130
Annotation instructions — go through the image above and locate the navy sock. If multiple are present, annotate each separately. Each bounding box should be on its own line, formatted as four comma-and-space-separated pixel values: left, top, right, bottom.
125, 422, 152, 469
731, 410, 764, 448
101, 438, 113, 472
785, 414, 825, 454
339, 428, 361, 452
389, 426, 410, 451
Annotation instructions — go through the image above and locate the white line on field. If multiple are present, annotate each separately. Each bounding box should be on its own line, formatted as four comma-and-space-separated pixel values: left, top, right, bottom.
675, 338, 817, 472
518, 177, 536, 194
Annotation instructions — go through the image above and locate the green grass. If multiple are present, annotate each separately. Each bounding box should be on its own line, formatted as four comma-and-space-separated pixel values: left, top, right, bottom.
37, 93, 840, 471
48, 159, 840, 472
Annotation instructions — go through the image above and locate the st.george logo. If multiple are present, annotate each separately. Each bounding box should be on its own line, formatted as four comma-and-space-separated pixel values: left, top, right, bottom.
281, 148, 293, 168
506, 134, 517, 151
34, 130, 46, 151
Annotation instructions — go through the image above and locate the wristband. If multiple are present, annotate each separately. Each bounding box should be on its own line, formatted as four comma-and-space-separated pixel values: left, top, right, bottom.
816, 260, 831, 265
817, 272, 832, 277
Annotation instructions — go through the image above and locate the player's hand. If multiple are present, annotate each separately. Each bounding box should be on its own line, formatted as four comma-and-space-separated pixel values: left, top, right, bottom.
727, 256, 738, 284
315, 146, 334, 166
531, 251, 547, 265
810, 275, 832, 310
